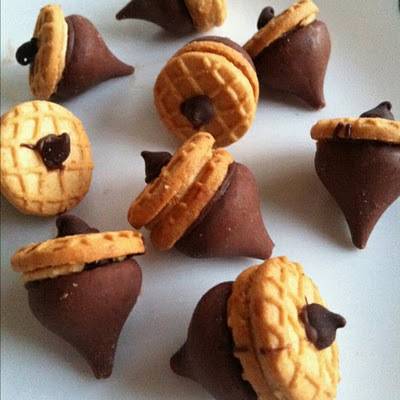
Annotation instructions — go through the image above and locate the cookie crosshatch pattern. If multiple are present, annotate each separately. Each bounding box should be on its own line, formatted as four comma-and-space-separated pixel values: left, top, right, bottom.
0, 101, 93, 216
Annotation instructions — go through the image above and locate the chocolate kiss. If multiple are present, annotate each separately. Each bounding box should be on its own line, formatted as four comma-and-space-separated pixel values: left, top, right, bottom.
141, 151, 172, 183
315, 139, 400, 249
56, 214, 99, 237
54, 15, 134, 100
116, 0, 195, 35
254, 20, 331, 109
175, 163, 274, 259
171, 282, 257, 400
26, 259, 142, 378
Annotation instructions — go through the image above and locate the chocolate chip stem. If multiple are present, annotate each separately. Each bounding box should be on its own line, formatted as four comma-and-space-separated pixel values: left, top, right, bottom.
16, 38, 39, 65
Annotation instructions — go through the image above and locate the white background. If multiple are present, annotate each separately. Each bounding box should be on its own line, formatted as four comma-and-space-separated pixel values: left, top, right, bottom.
1, 0, 400, 399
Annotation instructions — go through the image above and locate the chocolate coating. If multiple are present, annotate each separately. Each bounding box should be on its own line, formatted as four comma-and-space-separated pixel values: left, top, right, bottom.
176, 163, 274, 259
21, 133, 70, 170
315, 139, 400, 249
300, 303, 346, 350
360, 101, 395, 120
26, 259, 142, 378
171, 282, 257, 400
16, 38, 39, 65
54, 15, 134, 100
257, 7, 275, 30
56, 214, 99, 237
141, 151, 172, 183
193, 36, 255, 70
180, 95, 215, 129
254, 20, 331, 109
116, 0, 195, 35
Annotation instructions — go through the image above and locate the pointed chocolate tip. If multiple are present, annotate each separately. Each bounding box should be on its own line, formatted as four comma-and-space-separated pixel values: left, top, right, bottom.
350, 228, 369, 250
141, 151, 172, 183
170, 345, 188, 377
360, 101, 395, 120
115, 0, 195, 34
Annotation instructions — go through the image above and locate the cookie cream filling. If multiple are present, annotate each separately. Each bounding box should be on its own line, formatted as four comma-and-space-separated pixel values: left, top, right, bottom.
22, 255, 131, 283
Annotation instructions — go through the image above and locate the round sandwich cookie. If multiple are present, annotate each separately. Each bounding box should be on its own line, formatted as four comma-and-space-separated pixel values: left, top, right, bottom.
311, 101, 400, 249
171, 256, 346, 400
16, 4, 134, 100
116, 0, 227, 35
244, 0, 331, 109
11, 214, 145, 379
154, 37, 259, 147
127, 132, 274, 260
0, 100, 93, 216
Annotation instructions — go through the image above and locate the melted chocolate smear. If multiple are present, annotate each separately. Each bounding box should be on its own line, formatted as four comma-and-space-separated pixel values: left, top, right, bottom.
141, 151, 172, 183
181, 95, 215, 129
56, 214, 99, 238
21, 133, 70, 170
257, 7, 275, 30
300, 303, 346, 350
16, 38, 39, 65
360, 101, 395, 120
332, 122, 352, 139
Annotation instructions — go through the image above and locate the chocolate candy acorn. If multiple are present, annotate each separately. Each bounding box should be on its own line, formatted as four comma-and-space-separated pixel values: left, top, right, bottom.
311, 101, 400, 249
116, 0, 227, 35
244, 0, 331, 109
128, 132, 274, 259
154, 36, 259, 147
16, 4, 134, 100
171, 257, 346, 400
11, 215, 145, 379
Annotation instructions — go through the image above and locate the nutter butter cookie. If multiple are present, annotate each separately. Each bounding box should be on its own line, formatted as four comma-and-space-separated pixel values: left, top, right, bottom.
154, 37, 259, 147
244, 0, 331, 109
16, 4, 134, 100
311, 101, 400, 249
127, 132, 274, 259
0, 101, 93, 216
116, 0, 227, 35
171, 256, 346, 400
11, 215, 145, 379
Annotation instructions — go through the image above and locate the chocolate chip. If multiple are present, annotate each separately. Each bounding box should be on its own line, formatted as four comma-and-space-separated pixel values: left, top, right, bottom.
257, 7, 275, 30
180, 95, 215, 129
56, 214, 99, 238
141, 151, 172, 183
21, 133, 71, 170
360, 101, 395, 120
300, 303, 346, 350
16, 38, 39, 65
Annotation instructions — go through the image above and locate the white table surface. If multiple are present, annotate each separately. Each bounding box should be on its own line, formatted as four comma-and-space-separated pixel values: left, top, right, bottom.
1, 0, 400, 399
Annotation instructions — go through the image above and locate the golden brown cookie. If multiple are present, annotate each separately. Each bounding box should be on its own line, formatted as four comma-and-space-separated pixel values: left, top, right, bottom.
228, 265, 272, 400
184, 0, 227, 31
154, 38, 258, 147
311, 117, 400, 143
150, 148, 233, 250
29, 4, 68, 100
244, 0, 319, 59
11, 230, 144, 282
229, 257, 339, 400
127, 132, 215, 229
1, 101, 94, 216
